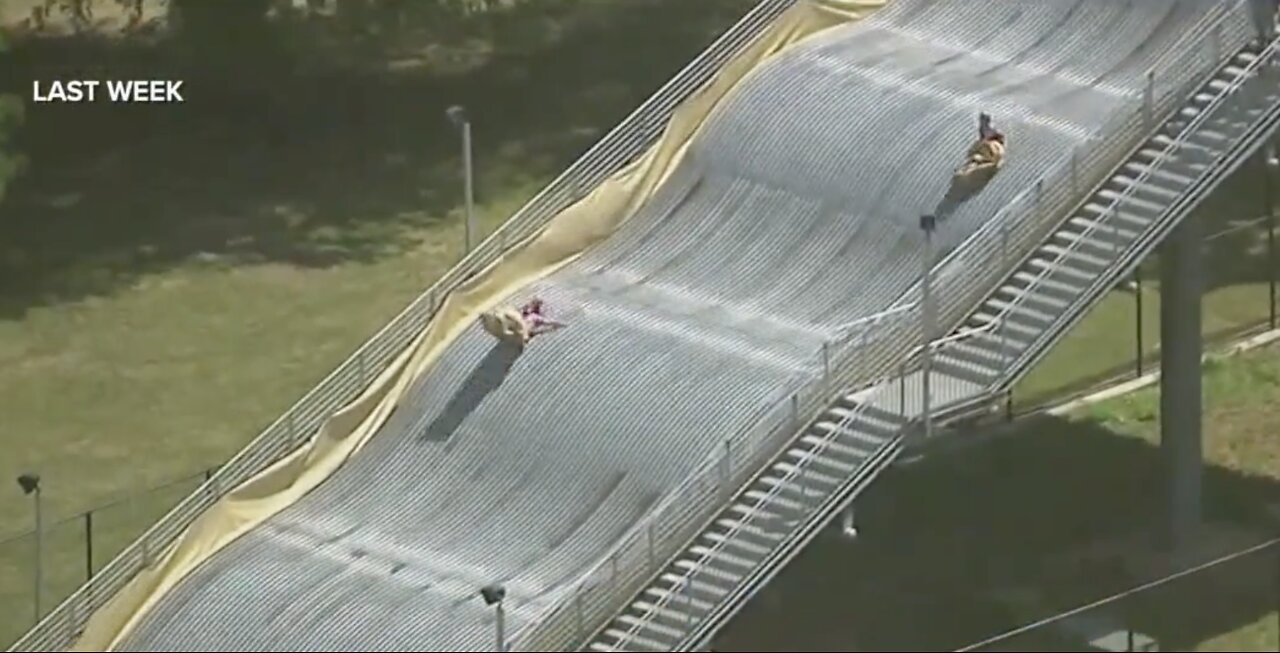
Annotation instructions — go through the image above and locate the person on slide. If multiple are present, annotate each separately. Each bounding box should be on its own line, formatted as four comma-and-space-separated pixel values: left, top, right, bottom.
519, 297, 566, 339
480, 297, 566, 348
957, 112, 1007, 178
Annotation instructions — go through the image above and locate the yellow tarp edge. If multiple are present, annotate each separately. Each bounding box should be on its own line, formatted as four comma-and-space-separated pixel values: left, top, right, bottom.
69, 2, 885, 649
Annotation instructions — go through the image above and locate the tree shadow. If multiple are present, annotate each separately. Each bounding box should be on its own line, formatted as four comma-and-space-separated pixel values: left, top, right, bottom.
418, 339, 521, 444
713, 414, 1280, 651
0, 0, 755, 318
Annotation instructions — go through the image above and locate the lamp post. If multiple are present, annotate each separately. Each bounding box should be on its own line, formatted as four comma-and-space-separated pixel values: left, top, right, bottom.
919, 214, 938, 440
17, 473, 42, 624
446, 105, 476, 254
480, 583, 507, 652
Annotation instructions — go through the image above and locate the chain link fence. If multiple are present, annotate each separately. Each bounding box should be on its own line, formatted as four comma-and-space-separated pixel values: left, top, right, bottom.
0, 468, 213, 647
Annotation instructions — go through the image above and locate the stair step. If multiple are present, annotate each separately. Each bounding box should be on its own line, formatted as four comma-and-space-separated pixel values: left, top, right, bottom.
972, 310, 1040, 338
1151, 133, 1217, 157
617, 614, 686, 642
1040, 242, 1111, 270
702, 530, 772, 559
994, 284, 1069, 314
589, 641, 619, 652
659, 571, 731, 598
673, 559, 743, 585
1012, 269, 1083, 302
1206, 77, 1236, 93
967, 330, 1031, 355
1120, 161, 1196, 186
944, 338, 1015, 370
743, 487, 810, 514
602, 628, 669, 652
816, 413, 894, 443
798, 433, 874, 460
1026, 257, 1097, 285
783, 448, 861, 476
985, 297, 1057, 325
932, 355, 998, 386
688, 544, 762, 572
1112, 176, 1181, 202
634, 599, 705, 625
727, 501, 795, 523
642, 586, 715, 613
1052, 229, 1123, 259
1094, 189, 1168, 216
1066, 216, 1141, 243
714, 517, 785, 542
1081, 202, 1154, 228
757, 473, 826, 503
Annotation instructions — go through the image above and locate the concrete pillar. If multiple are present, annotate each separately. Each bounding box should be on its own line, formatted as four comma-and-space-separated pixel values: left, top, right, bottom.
1159, 212, 1204, 550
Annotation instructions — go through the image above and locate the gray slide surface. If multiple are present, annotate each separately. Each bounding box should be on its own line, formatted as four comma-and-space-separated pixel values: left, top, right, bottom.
119, 1, 1222, 650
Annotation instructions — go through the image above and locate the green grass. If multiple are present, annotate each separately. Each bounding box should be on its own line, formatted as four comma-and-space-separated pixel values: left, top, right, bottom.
716, 343, 1280, 652
0, 0, 757, 644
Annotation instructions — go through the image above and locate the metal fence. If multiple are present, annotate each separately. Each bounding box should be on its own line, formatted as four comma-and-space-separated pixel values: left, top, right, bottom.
530, 5, 1265, 650
6, 1, 1270, 651
956, 538, 1280, 652
0, 468, 215, 648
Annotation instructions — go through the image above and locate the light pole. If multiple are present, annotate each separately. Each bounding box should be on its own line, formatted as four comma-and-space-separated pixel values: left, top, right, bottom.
919, 214, 937, 440
17, 473, 42, 624
480, 583, 507, 652
446, 104, 476, 254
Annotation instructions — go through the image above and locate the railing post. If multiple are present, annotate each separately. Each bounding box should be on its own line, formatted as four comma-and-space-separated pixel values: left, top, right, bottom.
1211, 23, 1222, 65
719, 439, 731, 498
646, 522, 655, 571
84, 510, 93, 581
1143, 70, 1155, 129
1070, 148, 1078, 194
357, 348, 369, 386
574, 591, 584, 641
1134, 271, 1145, 376
821, 341, 830, 381
790, 393, 799, 430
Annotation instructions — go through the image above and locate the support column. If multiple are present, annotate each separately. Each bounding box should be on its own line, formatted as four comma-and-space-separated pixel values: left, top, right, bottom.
1159, 212, 1204, 550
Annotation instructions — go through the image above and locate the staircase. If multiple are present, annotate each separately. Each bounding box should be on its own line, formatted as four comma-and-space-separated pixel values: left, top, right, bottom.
583, 32, 1280, 653
939, 45, 1280, 391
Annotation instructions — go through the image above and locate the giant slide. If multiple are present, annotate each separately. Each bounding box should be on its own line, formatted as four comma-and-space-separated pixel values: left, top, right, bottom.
37, 0, 1247, 651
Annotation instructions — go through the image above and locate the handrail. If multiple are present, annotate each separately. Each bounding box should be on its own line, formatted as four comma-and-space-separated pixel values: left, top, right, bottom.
831, 0, 1241, 352
998, 30, 1280, 387
991, 14, 1272, 366
601, 4, 1259, 650
617, 315, 1000, 649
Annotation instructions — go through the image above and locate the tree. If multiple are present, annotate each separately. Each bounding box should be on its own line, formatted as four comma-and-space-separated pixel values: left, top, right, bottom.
0, 32, 24, 207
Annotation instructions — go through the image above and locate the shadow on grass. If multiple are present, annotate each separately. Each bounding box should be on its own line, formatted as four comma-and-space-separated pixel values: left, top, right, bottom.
0, 0, 755, 318
713, 414, 1280, 652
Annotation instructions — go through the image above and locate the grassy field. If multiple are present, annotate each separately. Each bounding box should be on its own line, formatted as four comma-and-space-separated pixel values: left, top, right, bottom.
0, 0, 758, 643
0, 0, 1278, 647
716, 342, 1280, 652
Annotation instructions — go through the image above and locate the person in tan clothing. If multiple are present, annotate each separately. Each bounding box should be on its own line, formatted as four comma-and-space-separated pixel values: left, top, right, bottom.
958, 112, 1007, 178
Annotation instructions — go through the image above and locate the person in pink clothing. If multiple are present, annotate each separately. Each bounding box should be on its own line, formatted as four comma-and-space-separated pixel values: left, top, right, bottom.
519, 297, 566, 339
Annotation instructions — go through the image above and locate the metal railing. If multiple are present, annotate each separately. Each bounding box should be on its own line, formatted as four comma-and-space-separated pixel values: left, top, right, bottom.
998, 29, 1280, 389
7, 1, 810, 650
573, 3, 1269, 647
579, 5, 1263, 651
616, 322, 995, 650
